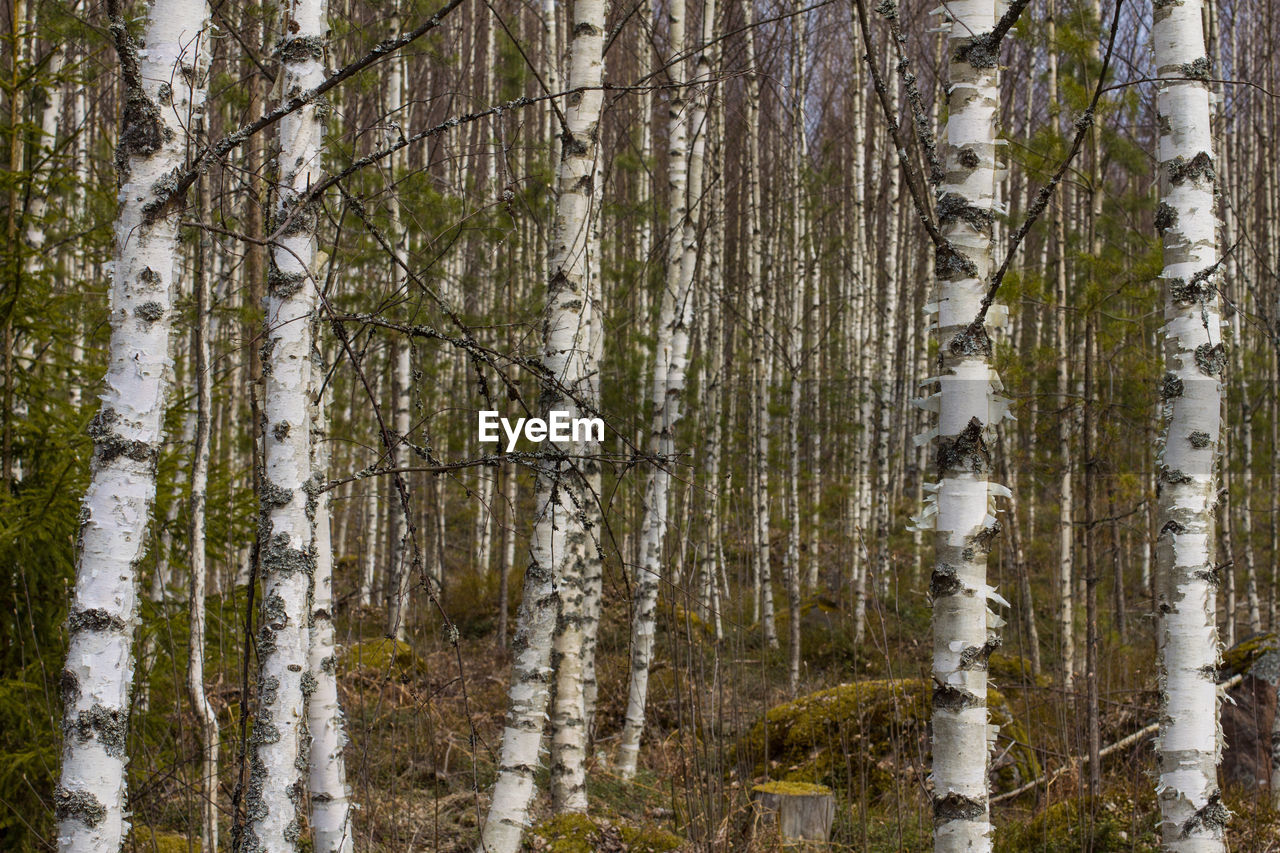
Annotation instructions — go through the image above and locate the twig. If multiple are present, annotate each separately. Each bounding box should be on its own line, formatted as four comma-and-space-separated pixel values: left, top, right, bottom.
967, 0, 1125, 333
992, 673, 1244, 804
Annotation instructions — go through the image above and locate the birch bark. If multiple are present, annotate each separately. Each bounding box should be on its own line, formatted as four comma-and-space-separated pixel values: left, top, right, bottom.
922, 0, 1006, 849
1153, 0, 1228, 846
477, 0, 606, 841
55, 3, 209, 851
188, 170, 218, 853
308, 333, 354, 853
384, 39, 414, 640
616, 0, 712, 778
244, 0, 329, 849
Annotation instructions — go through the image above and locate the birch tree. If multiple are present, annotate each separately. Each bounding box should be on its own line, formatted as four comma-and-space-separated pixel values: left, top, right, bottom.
188, 172, 219, 853
54, 2, 209, 850
384, 36, 414, 641
308, 327, 354, 853
243, 0, 329, 849
913, 0, 1008, 848
477, 0, 606, 840
616, 0, 713, 779
1152, 0, 1228, 845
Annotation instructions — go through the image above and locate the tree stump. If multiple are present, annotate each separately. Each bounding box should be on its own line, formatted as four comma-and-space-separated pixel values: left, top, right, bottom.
751, 781, 835, 846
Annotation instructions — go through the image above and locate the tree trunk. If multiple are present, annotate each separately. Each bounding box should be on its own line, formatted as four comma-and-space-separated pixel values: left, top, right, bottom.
928, 0, 1004, 848
616, 0, 710, 778
188, 166, 219, 853
384, 40, 414, 640
477, 0, 606, 841
55, 4, 209, 851
1153, 0, 1228, 847
245, 0, 329, 848
308, 325, 354, 853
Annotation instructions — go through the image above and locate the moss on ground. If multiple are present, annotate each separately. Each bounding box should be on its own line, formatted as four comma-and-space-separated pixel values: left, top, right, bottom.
617, 822, 682, 852
341, 637, 428, 677
994, 798, 1153, 853
129, 826, 201, 853
526, 813, 681, 853
988, 652, 1052, 688
742, 679, 1039, 798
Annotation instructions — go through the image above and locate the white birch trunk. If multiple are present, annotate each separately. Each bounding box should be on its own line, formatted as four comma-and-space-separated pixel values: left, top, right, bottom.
1046, 3, 1076, 692
308, 333, 354, 853
245, 1, 328, 849
616, 0, 711, 778
1153, 0, 1227, 846
477, 0, 606, 842
188, 170, 219, 853
741, 0, 778, 648
918, 0, 1005, 849
385, 42, 414, 640
55, 4, 209, 851
360, 361, 382, 608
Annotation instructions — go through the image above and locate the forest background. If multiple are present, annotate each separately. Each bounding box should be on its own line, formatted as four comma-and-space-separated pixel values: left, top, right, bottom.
2, 0, 1279, 849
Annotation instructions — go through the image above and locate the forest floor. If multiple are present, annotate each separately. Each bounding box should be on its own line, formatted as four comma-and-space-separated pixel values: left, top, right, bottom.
62, 566, 1280, 853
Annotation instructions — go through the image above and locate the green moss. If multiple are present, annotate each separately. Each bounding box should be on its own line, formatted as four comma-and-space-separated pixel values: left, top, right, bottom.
617, 822, 682, 852
752, 781, 832, 796
741, 679, 1038, 798
740, 679, 928, 795
526, 814, 681, 853
525, 813, 601, 853
988, 653, 1051, 688
130, 826, 201, 853
1221, 633, 1277, 677
341, 638, 428, 677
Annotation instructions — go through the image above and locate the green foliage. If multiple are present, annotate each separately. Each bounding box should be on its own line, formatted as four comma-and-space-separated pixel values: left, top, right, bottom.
0, 666, 60, 847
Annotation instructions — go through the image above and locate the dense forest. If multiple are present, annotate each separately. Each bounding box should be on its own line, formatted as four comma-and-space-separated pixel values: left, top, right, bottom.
2, 0, 1278, 849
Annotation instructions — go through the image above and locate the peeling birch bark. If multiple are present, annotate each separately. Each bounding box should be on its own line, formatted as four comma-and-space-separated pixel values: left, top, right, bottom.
1153, 0, 1228, 847
55, 3, 209, 851
918, 0, 1007, 849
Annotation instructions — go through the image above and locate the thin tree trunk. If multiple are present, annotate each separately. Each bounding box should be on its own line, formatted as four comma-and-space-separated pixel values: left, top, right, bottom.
308, 324, 354, 853
615, 0, 710, 778
245, 0, 328, 848
385, 40, 414, 640
477, 0, 606, 839
188, 167, 219, 853
497, 463, 517, 648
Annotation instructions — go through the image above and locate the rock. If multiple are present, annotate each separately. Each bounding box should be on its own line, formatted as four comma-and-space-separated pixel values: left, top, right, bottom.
340, 638, 428, 677
1221, 634, 1280, 790
1222, 674, 1274, 788
740, 679, 1039, 797
751, 781, 835, 845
